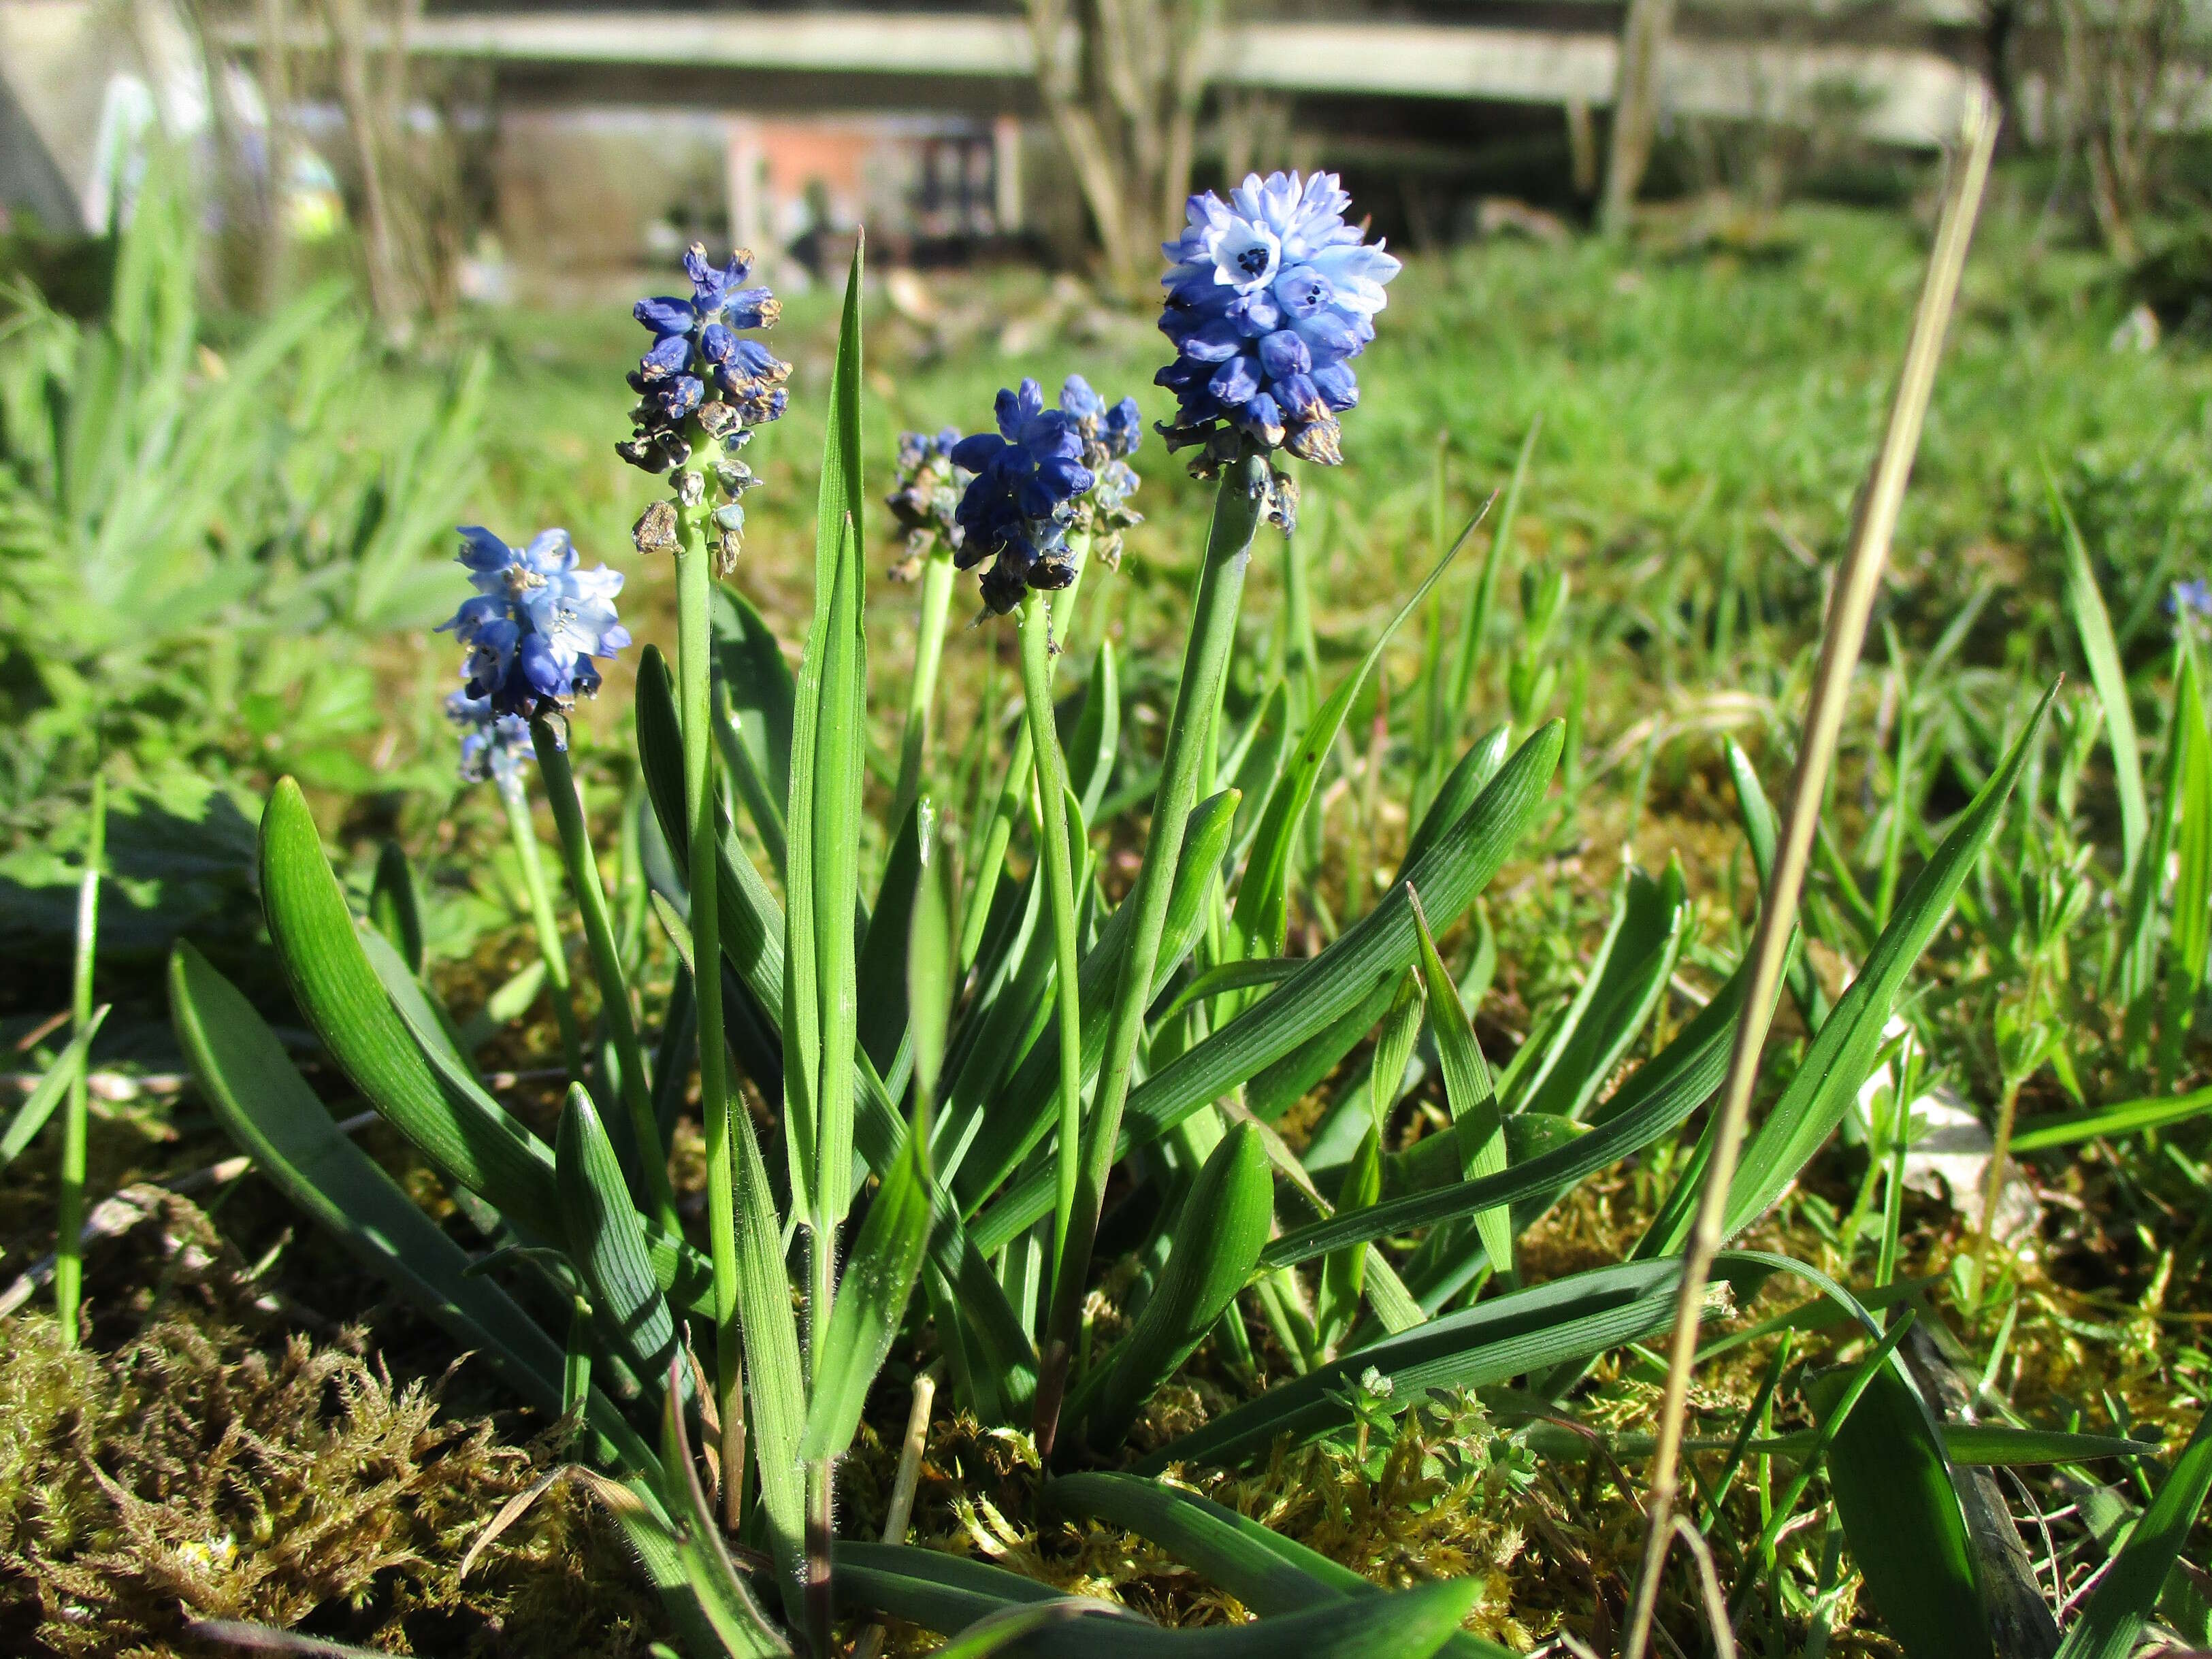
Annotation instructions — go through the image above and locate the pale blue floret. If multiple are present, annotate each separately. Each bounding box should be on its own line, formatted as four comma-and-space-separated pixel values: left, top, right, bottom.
436, 527, 630, 720
1156, 170, 1400, 465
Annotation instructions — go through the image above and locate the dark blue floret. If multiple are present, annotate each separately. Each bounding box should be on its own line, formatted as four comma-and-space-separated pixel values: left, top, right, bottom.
951, 376, 1146, 613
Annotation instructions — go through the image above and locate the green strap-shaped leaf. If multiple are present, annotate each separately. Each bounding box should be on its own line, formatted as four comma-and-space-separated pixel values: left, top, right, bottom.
856, 798, 928, 1074
1811, 1358, 1994, 1659
952, 787, 1241, 1212
1517, 859, 1687, 1123
1408, 888, 1510, 1276
1067, 1122, 1273, 1453
1142, 1258, 1693, 1470
971, 723, 1561, 1256
169, 942, 651, 1472
1316, 1129, 1382, 1351
259, 778, 564, 1242
0, 1005, 108, 1167
1365, 969, 1425, 1138
713, 581, 797, 855
1721, 683, 2055, 1237
787, 525, 866, 1234
2009, 1084, 2212, 1152
1726, 739, 1827, 1028
1161, 956, 1303, 1021
909, 836, 954, 1111
1399, 725, 1512, 881
1067, 640, 1121, 823
2169, 643, 2212, 1030
654, 1362, 792, 1656
556, 1085, 681, 1400
1267, 950, 1750, 1270
1233, 531, 1470, 962
1044, 1473, 1518, 1658
1224, 678, 1292, 872
799, 1104, 935, 1461
833, 1541, 1067, 1632
834, 1540, 1480, 1659
640, 646, 1036, 1400
2054, 1409, 2212, 1659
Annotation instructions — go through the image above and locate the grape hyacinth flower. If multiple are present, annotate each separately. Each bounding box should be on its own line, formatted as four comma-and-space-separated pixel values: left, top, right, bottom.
884, 427, 968, 582
951, 375, 1143, 614
619, 243, 787, 573
2170, 577, 2212, 623
436, 527, 630, 721
1156, 170, 1400, 474
445, 686, 531, 798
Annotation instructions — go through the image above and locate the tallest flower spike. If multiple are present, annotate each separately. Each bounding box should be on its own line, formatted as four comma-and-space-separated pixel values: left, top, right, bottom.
1156, 170, 1400, 475
619, 243, 790, 574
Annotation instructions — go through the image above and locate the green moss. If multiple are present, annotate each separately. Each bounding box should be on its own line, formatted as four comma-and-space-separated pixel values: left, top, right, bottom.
0, 1312, 662, 1656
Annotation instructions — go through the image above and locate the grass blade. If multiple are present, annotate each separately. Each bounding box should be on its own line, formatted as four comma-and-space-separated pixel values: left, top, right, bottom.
1518, 860, 1687, 1122
1721, 683, 2054, 1236
0, 1005, 108, 1168
2009, 1084, 2212, 1152
2047, 464, 2146, 878
2054, 1409, 2212, 1659
1448, 415, 1540, 726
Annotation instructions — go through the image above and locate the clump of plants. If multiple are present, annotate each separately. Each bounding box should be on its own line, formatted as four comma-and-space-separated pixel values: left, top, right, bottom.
108, 151, 2212, 1659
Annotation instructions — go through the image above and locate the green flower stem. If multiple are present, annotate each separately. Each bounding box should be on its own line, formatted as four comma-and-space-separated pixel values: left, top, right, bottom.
502, 781, 586, 1083
672, 493, 745, 1509
1035, 456, 1266, 1453
1018, 585, 1087, 1313
530, 721, 680, 1232
54, 772, 103, 1348
892, 544, 958, 826
957, 719, 1034, 973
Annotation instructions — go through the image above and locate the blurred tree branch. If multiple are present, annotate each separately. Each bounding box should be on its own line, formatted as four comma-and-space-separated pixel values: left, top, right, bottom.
1024, 0, 1220, 295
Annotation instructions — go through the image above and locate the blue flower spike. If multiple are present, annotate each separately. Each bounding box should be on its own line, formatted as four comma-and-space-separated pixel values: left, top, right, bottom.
951, 375, 1145, 616
436, 526, 630, 727
619, 242, 787, 573
1156, 170, 1399, 482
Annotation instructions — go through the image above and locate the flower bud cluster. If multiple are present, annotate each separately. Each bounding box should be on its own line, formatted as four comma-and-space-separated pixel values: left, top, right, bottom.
884, 427, 968, 582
